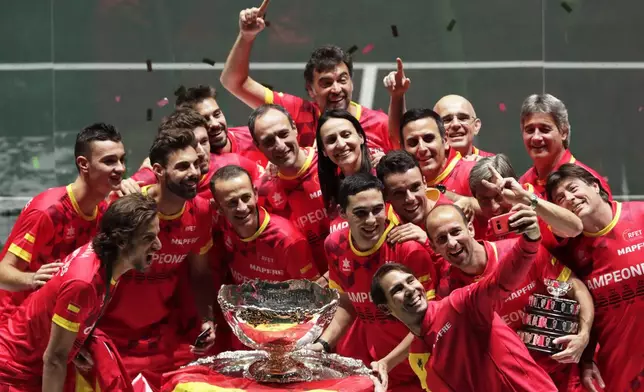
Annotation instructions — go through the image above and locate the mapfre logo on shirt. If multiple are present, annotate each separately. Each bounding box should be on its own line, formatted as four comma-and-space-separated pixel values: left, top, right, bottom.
622, 228, 643, 242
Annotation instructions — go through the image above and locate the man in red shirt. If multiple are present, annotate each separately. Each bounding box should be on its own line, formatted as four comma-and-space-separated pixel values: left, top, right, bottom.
176, 85, 267, 167
518, 94, 611, 199
127, 109, 261, 201
310, 173, 436, 392
250, 104, 330, 275
0, 194, 161, 392
371, 204, 558, 392
97, 129, 215, 389
210, 165, 321, 285
219, 4, 392, 156
547, 164, 643, 392
383, 59, 493, 158
0, 123, 126, 313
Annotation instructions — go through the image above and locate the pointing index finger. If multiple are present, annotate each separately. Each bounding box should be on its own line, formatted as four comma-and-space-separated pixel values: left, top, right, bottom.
396, 57, 404, 75
258, 0, 271, 16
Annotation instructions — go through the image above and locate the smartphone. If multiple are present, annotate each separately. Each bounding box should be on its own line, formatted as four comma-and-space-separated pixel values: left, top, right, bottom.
489, 212, 514, 236
194, 327, 212, 348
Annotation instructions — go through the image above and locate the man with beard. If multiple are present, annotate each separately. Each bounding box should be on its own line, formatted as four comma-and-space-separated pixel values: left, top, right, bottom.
383, 59, 494, 158
0, 123, 126, 314
125, 109, 261, 201
310, 173, 435, 392
250, 104, 330, 276
547, 164, 643, 391
96, 129, 216, 389
220, 2, 392, 156
176, 85, 268, 167
0, 194, 161, 392
519, 94, 611, 200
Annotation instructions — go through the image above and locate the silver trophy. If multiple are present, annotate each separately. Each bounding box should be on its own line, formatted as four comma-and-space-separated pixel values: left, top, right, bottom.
518, 279, 580, 354
198, 279, 371, 383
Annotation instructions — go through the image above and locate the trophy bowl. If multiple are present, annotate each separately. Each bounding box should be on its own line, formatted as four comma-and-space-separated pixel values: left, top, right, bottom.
218, 279, 340, 383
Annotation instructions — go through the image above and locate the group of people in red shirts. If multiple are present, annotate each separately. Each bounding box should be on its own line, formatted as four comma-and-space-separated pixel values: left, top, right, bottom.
0, 2, 641, 392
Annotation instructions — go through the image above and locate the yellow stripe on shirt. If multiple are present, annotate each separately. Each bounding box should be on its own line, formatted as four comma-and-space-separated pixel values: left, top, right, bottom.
67, 303, 80, 314
24, 233, 35, 244
199, 238, 214, 255
52, 314, 80, 333
328, 279, 345, 293
426, 289, 436, 301
8, 243, 32, 263
557, 267, 572, 282
300, 263, 313, 274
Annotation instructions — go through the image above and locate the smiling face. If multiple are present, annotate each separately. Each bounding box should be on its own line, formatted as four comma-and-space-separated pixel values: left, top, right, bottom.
343, 188, 387, 250
213, 174, 259, 236
319, 117, 364, 174
401, 118, 447, 180
80, 140, 126, 195
195, 97, 229, 151
253, 109, 301, 169
383, 167, 428, 225
380, 269, 427, 327
551, 177, 603, 220
427, 207, 476, 269
434, 95, 481, 155
156, 147, 201, 200
307, 62, 354, 112
522, 112, 568, 164
192, 126, 211, 175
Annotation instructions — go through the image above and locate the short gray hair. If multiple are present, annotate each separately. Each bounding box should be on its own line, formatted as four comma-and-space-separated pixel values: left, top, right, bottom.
469, 154, 517, 196
520, 94, 570, 149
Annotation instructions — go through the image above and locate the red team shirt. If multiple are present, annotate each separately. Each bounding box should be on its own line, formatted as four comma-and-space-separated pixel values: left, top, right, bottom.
130, 152, 262, 201
265, 90, 392, 156
0, 185, 103, 311
426, 148, 476, 196
471, 146, 495, 157
326, 221, 436, 391
559, 201, 644, 391
219, 207, 320, 284
0, 243, 115, 389
436, 240, 579, 390
98, 187, 213, 352
519, 149, 612, 200
257, 147, 330, 274
227, 126, 268, 168
408, 236, 557, 392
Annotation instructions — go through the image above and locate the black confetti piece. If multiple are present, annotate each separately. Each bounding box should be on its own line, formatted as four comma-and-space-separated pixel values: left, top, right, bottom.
146, 108, 153, 121
146, 59, 152, 72
347, 45, 358, 55
446, 19, 456, 32
391, 25, 399, 37
561, 2, 573, 12
202, 58, 215, 66
265, 20, 271, 27
174, 85, 186, 97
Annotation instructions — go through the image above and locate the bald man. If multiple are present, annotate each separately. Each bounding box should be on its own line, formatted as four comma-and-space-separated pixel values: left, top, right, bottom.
433, 95, 493, 158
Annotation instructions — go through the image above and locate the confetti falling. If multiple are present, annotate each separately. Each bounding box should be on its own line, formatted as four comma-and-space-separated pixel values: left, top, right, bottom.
202, 58, 215, 66
115, 96, 121, 103
146, 60, 152, 72
362, 44, 375, 54
32, 156, 40, 169
391, 25, 399, 37
447, 19, 456, 32
146, 109, 153, 121
499, 103, 507, 112
157, 97, 169, 107
347, 45, 358, 55
561, 2, 573, 13
639, 106, 643, 112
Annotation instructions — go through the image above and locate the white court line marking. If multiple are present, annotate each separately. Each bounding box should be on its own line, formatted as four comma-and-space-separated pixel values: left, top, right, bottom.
358, 65, 379, 109
4, 61, 644, 71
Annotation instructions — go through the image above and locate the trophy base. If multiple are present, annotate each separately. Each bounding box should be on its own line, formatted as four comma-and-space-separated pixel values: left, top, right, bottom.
247, 356, 313, 383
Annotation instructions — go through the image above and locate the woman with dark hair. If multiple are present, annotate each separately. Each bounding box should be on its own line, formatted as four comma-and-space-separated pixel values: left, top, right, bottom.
316, 109, 373, 222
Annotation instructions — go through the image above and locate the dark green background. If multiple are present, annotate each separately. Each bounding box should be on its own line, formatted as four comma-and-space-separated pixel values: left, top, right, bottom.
1, 0, 643, 238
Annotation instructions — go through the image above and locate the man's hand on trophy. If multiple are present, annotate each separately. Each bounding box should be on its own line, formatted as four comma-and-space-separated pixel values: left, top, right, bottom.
370, 360, 389, 391
190, 320, 216, 356
551, 332, 589, 364
579, 360, 605, 392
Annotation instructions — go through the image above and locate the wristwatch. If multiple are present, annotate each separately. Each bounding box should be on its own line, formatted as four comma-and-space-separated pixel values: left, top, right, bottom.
435, 184, 447, 194
528, 193, 539, 210
316, 338, 331, 352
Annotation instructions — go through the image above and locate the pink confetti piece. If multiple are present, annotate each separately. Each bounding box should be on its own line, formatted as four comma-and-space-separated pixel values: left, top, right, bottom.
157, 97, 169, 107
498, 102, 507, 112
362, 44, 375, 54
639, 106, 643, 112
115, 96, 121, 103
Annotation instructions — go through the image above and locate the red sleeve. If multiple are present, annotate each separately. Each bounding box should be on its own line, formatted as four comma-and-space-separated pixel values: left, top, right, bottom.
52, 280, 97, 333
402, 244, 437, 301
284, 238, 320, 280
6, 210, 54, 265
450, 236, 541, 324
266, 90, 306, 119
235, 155, 263, 182
325, 237, 344, 293
192, 198, 214, 256
266, 90, 318, 147
129, 167, 157, 186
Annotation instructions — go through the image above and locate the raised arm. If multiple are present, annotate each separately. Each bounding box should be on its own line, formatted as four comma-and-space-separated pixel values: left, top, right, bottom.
383, 58, 410, 150
219, 1, 272, 109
